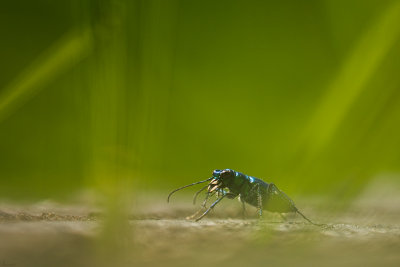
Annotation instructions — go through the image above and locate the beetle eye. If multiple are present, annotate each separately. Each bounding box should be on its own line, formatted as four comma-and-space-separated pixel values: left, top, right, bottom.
213, 169, 221, 177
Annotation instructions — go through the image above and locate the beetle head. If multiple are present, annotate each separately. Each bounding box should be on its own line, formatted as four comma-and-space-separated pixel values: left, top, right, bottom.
212, 169, 235, 181
209, 169, 234, 191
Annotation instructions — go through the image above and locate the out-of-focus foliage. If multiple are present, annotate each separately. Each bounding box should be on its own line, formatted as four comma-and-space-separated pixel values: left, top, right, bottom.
1, 0, 400, 199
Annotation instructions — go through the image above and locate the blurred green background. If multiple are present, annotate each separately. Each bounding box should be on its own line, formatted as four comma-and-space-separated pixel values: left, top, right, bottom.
1, 0, 400, 200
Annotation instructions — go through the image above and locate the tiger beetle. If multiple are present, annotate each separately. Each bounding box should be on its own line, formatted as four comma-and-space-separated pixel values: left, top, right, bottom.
167, 169, 322, 225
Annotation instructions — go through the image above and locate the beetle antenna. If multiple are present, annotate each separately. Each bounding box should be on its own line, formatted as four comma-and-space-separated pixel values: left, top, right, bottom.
167, 178, 213, 202
296, 210, 324, 226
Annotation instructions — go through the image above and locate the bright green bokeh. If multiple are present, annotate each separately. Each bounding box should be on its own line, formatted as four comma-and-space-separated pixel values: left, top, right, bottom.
1, 0, 400, 202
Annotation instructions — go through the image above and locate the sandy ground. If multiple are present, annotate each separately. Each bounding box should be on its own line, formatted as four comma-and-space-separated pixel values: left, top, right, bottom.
1, 178, 400, 267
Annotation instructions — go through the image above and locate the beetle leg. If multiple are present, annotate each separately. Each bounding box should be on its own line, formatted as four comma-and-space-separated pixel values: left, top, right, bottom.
186, 192, 213, 219
257, 185, 263, 218
296, 210, 325, 226
195, 193, 234, 221
202, 191, 216, 209
267, 183, 279, 194
186, 207, 205, 220
241, 197, 247, 219
192, 184, 209, 205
